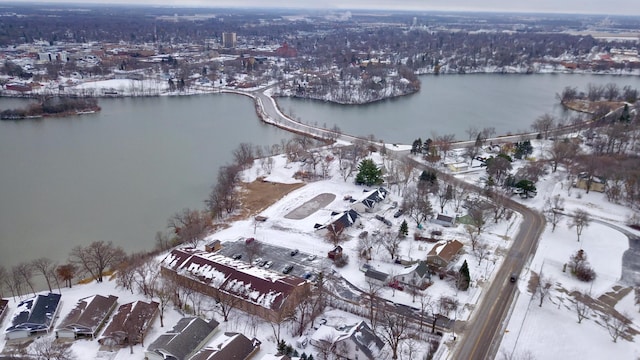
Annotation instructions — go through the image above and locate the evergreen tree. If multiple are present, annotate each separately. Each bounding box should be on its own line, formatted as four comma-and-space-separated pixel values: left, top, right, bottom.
308, 355, 314, 360
458, 260, 471, 291
355, 159, 383, 186
515, 179, 537, 198
277, 340, 287, 355
411, 138, 422, 154
399, 220, 409, 238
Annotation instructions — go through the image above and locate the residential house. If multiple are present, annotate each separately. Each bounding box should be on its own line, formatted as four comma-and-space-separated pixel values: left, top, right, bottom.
99, 300, 159, 347
316, 209, 361, 236
431, 213, 456, 227
310, 321, 384, 360
364, 268, 389, 286
394, 261, 432, 289
145, 317, 219, 360
5, 293, 62, 340
351, 187, 389, 213
427, 240, 464, 269
189, 332, 261, 360
160, 248, 310, 322
56, 294, 118, 339
0, 299, 8, 323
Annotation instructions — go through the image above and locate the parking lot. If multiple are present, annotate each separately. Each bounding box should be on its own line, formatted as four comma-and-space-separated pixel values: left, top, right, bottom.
217, 239, 330, 280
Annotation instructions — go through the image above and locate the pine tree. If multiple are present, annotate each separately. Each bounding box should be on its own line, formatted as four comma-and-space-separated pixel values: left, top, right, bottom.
399, 220, 409, 238
355, 159, 383, 186
277, 340, 287, 355
458, 260, 471, 291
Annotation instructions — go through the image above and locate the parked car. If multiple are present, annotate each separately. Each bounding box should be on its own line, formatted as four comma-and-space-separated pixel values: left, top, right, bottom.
307, 254, 317, 261
232, 253, 242, 260
264, 260, 273, 269
290, 249, 299, 256
283, 264, 294, 274
252, 257, 263, 266
393, 209, 404, 218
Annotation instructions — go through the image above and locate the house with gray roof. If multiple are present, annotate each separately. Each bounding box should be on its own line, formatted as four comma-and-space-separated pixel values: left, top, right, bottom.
189, 332, 261, 360
310, 321, 384, 360
394, 261, 432, 289
431, 213, 456, 227
351, 187, 389, 213
56, 294, 118, 339
316, 209, 361, 236
145, 317, 219, 360
5, 293, 61, 340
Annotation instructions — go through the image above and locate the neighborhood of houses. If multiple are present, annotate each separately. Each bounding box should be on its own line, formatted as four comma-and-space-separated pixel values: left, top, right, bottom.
0, 172, 477, 360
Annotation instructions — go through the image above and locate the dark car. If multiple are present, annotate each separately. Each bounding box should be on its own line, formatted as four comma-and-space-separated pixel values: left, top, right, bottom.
393, 209, 404, 218
510, 273, 518, 283
290, 249, 299, 256
232, 253, 242, 260
283, 264, 294, 274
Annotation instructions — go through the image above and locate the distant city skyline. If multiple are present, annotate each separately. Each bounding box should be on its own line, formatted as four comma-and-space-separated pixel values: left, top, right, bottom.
7, 0, 640, 16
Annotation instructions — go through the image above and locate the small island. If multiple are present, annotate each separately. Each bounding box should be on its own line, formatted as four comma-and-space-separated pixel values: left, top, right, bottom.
0, 97, 100, 120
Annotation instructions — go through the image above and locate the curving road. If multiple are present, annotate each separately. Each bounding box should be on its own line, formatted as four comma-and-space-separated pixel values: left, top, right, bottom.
246, 87, 548, 360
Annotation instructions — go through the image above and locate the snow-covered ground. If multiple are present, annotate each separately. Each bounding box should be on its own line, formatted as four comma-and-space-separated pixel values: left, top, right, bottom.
1, 138, 638, 360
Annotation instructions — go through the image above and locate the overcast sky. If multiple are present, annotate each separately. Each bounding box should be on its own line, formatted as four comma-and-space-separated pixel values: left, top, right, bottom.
8, 0, 640, 15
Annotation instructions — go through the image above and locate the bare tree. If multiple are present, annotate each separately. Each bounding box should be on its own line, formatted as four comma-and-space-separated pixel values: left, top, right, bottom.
569, 209, 590, 242
233, 143, 255, 168
364, 279, 383, 328
436, 183, 453, 213
469, 207, 489, 235
544, 195, 565, 232
168, 208, 213, 248
403, 187, 434, 226
474, 241, 490, 266
30, 336, 75, 360
377, 312, 411, 360
602, 312, 630, 343
382, 232, 402, 260
532, 114, 555, 139
547, 140, 580, 173
452, 183, 470, 212
15, 262, 36, 296
69, 240, 126, 283
572, 290, 591, 324
31, 257, 58, 293
245, 240, 263, 263
532, 272, 553, 307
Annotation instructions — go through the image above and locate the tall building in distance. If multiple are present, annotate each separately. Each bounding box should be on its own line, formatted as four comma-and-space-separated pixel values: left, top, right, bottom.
222, 32, 237, 48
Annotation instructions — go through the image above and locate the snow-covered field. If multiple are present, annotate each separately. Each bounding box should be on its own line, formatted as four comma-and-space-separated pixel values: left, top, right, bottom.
1, 138, 638, 360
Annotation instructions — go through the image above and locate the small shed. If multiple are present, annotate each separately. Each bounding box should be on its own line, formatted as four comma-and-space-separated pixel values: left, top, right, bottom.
205, 240, 222, 253
364, 268, 389, 286
328, 246, 343, 260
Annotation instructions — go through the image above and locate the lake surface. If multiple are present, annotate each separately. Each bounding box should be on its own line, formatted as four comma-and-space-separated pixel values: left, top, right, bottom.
1, 73, 638, 273
277, 74, 640, 143
0, 94, 290, 270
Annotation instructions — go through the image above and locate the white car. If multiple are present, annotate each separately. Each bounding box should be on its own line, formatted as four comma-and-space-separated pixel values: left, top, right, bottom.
307, 254, 317, 261
252, 257, 263, 266
264, 260, 273, 269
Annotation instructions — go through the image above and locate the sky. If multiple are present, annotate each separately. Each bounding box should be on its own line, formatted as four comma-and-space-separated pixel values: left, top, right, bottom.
7, 0, 640, 16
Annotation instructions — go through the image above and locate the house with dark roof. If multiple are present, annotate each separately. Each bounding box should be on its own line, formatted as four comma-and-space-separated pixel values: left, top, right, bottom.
310, 321, 384, 360
161, 248, 310, 322
316, 209, 361, 236
427, 240, 464, 269
0, 299, 8, 323
145, 317, 219, 360
189, 332, 261, 360
5, 293, 62, 340
351, 187, 389, 213
56, 294, 118, 339
98, 300, 159, 347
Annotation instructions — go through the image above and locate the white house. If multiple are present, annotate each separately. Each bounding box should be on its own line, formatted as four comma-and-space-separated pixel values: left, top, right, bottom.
310, 321, 384, 360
